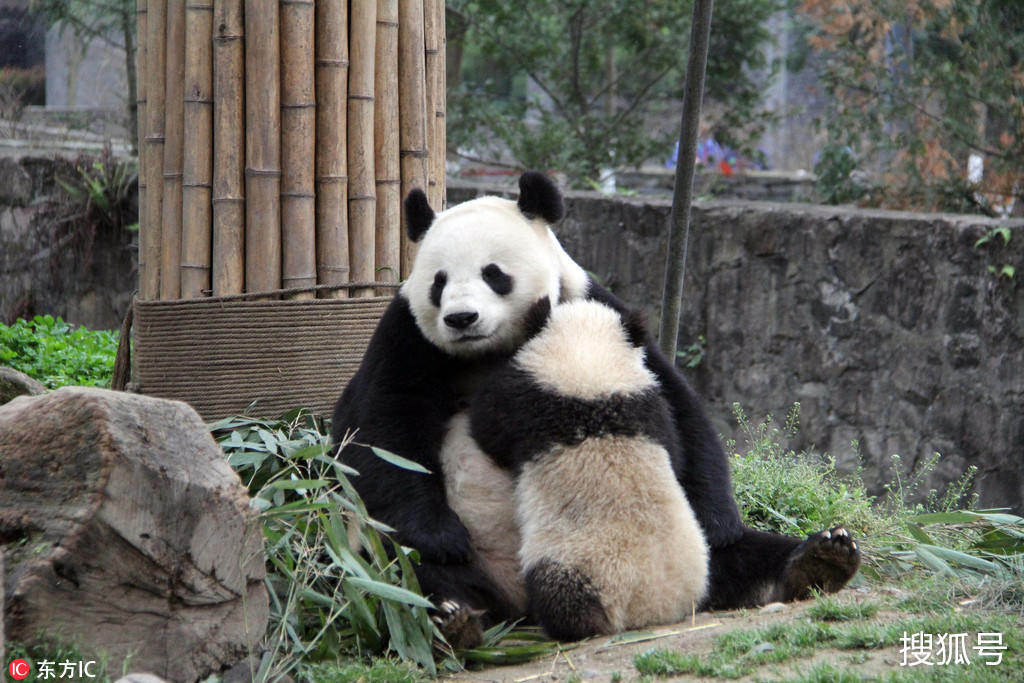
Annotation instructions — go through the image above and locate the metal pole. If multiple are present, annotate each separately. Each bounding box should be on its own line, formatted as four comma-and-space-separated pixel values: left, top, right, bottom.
658, 0, 715, 360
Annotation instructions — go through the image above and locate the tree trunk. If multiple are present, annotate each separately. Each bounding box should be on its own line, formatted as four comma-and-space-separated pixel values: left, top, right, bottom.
0, 387, 267, 683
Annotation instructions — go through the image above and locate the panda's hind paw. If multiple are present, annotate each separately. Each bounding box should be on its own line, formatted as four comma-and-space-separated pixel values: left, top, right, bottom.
432, 600, 485, 650
778, 526, 861, 602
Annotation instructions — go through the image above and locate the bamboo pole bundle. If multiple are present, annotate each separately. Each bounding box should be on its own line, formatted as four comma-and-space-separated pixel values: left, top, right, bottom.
160, 0, 186, 299
280, 0, 317, 299
181, 0, 214, 298
142, 0, 167, 300
315, 0, 350, 298
374, 0, 401, 288
398, 0, 428, 279
136, 0, 148, 287
212, 0, 245, 296
423, 0, 444, 211
244, 0, 282, 294
348, 0, 377, 297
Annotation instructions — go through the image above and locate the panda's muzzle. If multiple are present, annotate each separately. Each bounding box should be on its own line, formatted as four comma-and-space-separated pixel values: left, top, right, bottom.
444, 311, 479, 330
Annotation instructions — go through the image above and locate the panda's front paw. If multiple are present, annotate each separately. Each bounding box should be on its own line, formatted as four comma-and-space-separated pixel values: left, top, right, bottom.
777, 526, 861, 602
431, 599, 485, 650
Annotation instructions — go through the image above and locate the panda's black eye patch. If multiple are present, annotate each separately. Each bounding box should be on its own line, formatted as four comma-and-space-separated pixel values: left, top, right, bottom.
482, 264, 513, 295
430, 271, 447, 307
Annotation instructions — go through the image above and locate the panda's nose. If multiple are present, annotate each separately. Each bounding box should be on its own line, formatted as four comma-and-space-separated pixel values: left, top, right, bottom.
444, 311, 479, 329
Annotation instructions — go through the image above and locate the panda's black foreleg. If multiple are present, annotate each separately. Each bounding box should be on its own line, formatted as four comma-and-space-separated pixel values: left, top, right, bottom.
414, 560, 520, 650
702, 525, 861, 611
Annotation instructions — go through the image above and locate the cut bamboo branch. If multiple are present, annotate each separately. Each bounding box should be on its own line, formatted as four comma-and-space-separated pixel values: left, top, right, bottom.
398, 0, 428, 279
181, 0, 214, 298
348, 0, 377, 297
280, 0, 317, 299
244, 0, 282, 295
160, 0, 186, 299
423, 0, 444, 210
142, 0, 167, 300
212, 0, 245, 296
136, 0, 148, 292
374, 0, 401, 290
315, 0, 350, 298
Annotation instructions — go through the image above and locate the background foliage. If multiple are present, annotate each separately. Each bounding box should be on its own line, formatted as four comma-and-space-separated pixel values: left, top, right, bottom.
446, 0, 783, 186
800, 0, 1024, 215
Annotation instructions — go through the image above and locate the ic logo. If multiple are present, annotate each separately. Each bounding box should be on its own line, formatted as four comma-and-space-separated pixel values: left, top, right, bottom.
8, 659, 31, 680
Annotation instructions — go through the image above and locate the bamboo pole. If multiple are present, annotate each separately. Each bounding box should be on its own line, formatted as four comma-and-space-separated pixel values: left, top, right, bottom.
374, 0, 401, 289
659, 0, 714, 360
181, 0, 214, 298
136, 0, 148, 292
423, 0, 444, 210
315, 0, 350, 297
280, 0, 317, 299
244, 0, 282, 294
212, 0, 245, 296
142, 0, 167, 300
160, 0, 186, 299
348, 0, 377, 297
398, 0, 428, 278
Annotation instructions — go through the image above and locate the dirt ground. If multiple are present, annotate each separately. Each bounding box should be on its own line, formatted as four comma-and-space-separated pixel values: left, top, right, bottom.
443, 588, 914, 682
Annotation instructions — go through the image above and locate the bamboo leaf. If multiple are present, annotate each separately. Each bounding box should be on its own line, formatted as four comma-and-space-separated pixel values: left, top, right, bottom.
371, 446, 432, 473
345, 577, 436, 609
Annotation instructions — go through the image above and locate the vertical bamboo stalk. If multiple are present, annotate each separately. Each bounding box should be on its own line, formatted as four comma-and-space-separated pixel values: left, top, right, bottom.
431, 0, 445, 209
374, 0, 400, 289
316, 0, 350, 298
280, 0, 317, 299
212, 0, 245, 296
348, 0, 377, 297
181, 0, 214, 298
423, 0, 444, 210
398, 0, 428, 278
160, 0, 186, 299
142, 0, 167, 300
244, 0, 282, 294
136, 0, 148, 292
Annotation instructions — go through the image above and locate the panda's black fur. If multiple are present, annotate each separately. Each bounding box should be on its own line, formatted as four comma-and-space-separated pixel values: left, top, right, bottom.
331, 171, 861, 646
469, 298, 709, 641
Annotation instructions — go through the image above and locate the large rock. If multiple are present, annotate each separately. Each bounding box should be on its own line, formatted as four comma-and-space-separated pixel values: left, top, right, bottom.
0, 387, 268, 682
0, 366, 48, 405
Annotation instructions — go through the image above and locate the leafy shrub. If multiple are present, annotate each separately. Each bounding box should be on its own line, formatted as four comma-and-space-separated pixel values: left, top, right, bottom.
210, 411, 440, 681
0, 315, 118, 389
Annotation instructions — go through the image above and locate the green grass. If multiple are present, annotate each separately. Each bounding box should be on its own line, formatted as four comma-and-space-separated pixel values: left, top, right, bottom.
0, 314, 118, 388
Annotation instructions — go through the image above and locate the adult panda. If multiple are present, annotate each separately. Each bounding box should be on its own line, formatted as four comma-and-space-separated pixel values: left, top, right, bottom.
331, 171, 860, 646
469, 297, 709, 641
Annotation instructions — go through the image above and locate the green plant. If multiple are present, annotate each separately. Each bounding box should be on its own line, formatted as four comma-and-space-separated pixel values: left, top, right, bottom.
974, 226, 1016, 280
57, 148, 140, 234
211, 411, 440, 680
727, 403, 879, 538
675, 335, 705, 368
0, 315, 118, 388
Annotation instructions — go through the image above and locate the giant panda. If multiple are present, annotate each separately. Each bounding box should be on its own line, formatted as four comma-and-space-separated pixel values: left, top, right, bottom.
331, 171, 861, 648
469, 297, 709, 641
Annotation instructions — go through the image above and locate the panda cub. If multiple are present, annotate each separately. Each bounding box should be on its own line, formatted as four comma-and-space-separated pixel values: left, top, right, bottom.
470, 298, 709, 641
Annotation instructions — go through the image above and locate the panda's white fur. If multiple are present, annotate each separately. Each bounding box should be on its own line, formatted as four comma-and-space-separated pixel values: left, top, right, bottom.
439, 413, 527, 614
401, 196, 589, 358
471, 300, 709, 640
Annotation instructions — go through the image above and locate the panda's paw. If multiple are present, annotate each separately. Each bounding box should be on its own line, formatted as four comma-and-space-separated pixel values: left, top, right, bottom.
778, 526, 861, 602
431, 599, 485, 650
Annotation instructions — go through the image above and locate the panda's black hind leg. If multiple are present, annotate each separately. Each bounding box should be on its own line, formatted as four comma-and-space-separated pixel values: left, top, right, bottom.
702, 526, 861, 611
775, 526, 861, 602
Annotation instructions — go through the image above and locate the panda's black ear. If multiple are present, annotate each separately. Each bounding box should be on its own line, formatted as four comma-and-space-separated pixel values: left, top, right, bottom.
517, 171, 565, 224
404, 188, 435, 242
523, 297, 553, 341
622, 309, 648, 348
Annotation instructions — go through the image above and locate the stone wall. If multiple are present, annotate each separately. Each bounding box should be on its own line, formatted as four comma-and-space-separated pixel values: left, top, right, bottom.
450, 181, 1024, 513
0, 153, 136, 330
